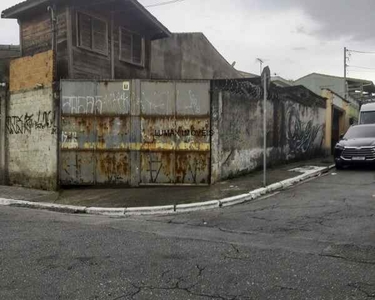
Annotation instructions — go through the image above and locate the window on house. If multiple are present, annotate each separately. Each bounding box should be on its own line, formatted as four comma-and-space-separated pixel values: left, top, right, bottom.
119, 28, 144, 66
77, 12, 108, 55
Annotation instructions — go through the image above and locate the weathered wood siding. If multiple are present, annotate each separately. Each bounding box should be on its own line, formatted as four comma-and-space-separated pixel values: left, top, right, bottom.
70, 8, 111, 79
69, 7, 151, 79
18, 2, 154, 80
113, 20, 150, 79
21, 12, 52, 56
20, 8, 68, 78
56, 9, 69, 78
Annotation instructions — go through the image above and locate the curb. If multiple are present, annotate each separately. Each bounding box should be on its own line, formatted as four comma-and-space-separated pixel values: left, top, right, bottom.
175, 200, 220, 213
0, 164, 335, 216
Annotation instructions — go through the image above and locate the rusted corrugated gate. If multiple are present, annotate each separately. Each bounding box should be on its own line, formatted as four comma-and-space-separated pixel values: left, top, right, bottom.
60, 80, 210, 186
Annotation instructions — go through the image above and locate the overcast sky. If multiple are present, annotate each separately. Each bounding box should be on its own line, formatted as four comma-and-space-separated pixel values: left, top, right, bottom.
1, 0, 375, 82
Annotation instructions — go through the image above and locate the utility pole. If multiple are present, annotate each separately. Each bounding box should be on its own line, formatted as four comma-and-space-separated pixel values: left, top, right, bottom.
263, 70, 267, 187
344, 47, 347, 99
261, 66, 270, 187
257, 58, 264, 76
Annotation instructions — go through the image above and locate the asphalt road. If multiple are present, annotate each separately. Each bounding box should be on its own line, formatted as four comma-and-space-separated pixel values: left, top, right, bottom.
1, 168, 375, 300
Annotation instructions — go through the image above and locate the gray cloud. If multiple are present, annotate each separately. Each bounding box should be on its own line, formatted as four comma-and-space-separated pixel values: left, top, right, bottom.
243, 0, 375, 41
292, 47, 307, 51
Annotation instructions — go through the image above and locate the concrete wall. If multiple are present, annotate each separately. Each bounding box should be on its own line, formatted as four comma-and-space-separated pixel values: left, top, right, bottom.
0, 45, 20, 184
7, 50, 57, 190
7, 88, 58, 189
211, 80, 326, 182
321, 89, 359, 154
0, 45, 20, 83
151, 33, 242, 80
0, 86, 6, 184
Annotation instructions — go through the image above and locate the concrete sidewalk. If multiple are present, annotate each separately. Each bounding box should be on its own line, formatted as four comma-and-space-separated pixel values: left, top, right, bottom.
0, 156, 333, 208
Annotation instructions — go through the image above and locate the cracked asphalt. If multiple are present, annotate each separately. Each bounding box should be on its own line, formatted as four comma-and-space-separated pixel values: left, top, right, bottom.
1, 168, 375, 299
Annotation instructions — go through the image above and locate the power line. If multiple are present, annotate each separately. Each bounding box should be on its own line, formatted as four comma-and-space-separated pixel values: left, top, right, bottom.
145, 0, 185, 8
348, 65, 375, 70
74, 0, 186, 10
347, 49, 375, 54
348, 70, 375, 74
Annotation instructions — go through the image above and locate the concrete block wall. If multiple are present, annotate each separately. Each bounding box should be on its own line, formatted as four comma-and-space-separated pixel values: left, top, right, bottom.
7, 50, 57, 190
7, 88, 57, 190
211, 80, 326, 182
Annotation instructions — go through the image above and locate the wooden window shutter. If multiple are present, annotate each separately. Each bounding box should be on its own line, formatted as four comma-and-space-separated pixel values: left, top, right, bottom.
92, 18, 107, 53
132, 34, 142, 64
120, 30, 132, 62
78, 13, 92, 49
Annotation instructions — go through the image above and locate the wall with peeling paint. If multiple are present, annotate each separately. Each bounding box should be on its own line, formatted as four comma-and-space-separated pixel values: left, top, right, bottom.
7, 88, 58, 190
60, 79, 211, 186
211, 79, 326, 182
7, 50, 58, 190
151, 33, 243, 80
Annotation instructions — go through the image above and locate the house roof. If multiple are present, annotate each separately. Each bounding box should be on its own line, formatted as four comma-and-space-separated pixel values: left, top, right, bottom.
1, 0, 171, 39
295, 72, 375, 98
295, 72, 373, 85
1, 0, 43, 18
277, 85, 327, 108
271, 76, 293, 87
237, 70, 259, 78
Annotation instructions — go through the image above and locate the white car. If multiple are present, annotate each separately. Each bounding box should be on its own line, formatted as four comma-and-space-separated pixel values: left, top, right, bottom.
359, 102, 375, 124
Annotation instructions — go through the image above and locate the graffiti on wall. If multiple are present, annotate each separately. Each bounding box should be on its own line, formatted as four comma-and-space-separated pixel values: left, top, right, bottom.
62, 92, 130, 115
6, 110, 57, 135
286, 105, 322, 156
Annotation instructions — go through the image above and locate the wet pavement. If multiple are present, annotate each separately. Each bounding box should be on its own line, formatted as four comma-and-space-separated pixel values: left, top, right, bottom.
1, 164, 374, 299
0, 157, 333, 207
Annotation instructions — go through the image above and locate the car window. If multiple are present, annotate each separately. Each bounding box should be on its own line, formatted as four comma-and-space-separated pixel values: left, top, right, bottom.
360, 111, 375, 124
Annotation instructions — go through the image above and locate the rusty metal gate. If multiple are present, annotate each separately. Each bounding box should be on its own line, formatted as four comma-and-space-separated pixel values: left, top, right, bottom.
60, 80, 210, 186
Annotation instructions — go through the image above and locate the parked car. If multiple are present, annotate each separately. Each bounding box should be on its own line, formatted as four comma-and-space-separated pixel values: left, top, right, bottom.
334, 124, 375, 169
359, 102, 375, 124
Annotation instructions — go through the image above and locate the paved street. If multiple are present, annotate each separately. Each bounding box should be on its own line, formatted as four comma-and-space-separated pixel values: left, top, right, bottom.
1, 168, 375, 300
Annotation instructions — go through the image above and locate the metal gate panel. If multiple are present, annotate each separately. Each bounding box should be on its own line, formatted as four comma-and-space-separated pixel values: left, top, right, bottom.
175, 117, 210, 151
175, 152, 210, 184
140, 81, 176, 184
95, 81, 131, 184
61, 80, 210, 186
140, 81, 175, 115
96, 81, 130, 115
61, 82, 97, 184
60, 151, 95, 184
140, 151, 175, 184
96, 116, 131, 150
141, 116, 176, 151
61, 116, 96, 150
176, 82, 210, 115
139, 80, 210, 185
95, 152, 130, 184
175, 82, 210, 185
60, 81, 131, 185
